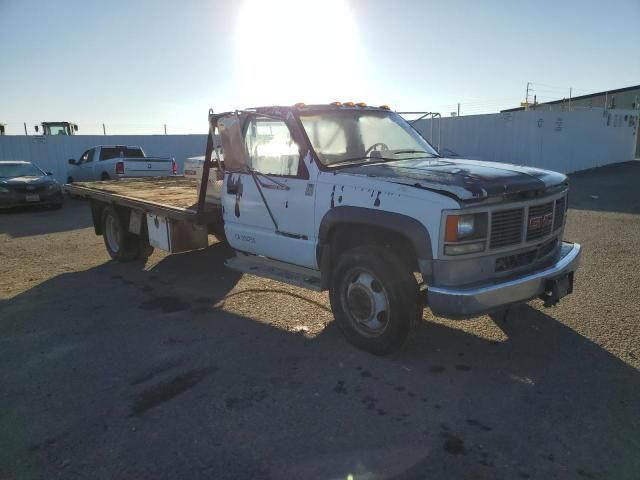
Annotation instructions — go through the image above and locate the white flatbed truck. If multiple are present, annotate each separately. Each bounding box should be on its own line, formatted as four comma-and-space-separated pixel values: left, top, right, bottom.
66, 104, 582, 354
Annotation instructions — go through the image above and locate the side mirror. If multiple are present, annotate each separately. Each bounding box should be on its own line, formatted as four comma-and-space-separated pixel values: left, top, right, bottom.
34, 125, 39, 133
217, 113, 249, 171
73, 125, 78, 132
68, 158, 76, 165
46, 172, 53, 176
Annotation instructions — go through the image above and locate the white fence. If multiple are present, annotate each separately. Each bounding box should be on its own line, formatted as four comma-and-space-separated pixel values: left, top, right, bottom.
416, 108, 639, 173
2, 108, 637, 183
0, 135, 207, 183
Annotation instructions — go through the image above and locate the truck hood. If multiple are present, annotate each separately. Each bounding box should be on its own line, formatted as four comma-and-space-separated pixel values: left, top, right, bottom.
339, 158, 568, 202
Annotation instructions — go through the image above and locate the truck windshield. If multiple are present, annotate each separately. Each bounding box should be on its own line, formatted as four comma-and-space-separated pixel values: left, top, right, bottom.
299, 110, 438, 166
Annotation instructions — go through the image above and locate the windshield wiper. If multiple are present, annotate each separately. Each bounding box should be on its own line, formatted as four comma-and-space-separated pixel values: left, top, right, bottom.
393, 149, 438, 157
329, 156, 401, 168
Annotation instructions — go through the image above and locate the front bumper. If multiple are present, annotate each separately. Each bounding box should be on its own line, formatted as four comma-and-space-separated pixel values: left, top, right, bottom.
0, 190, 63, 208
427, 242, 582, 318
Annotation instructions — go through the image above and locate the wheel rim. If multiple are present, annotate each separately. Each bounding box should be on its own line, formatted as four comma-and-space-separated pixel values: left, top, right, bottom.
342, 268, 390, 337
105, 214, 121, 254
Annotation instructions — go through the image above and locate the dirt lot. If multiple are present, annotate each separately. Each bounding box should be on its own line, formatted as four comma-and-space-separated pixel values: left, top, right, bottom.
1, 162, 639, 480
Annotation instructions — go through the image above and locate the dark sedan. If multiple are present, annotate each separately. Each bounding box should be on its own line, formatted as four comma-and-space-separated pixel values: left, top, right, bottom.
0, 161, 63, 209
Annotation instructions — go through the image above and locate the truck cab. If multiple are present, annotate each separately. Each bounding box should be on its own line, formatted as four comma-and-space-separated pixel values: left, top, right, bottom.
36, 121, 78, 135
215, 104, 581, 352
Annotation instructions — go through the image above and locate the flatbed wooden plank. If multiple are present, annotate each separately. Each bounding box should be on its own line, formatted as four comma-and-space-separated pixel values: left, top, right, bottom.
66, 177, 222, 224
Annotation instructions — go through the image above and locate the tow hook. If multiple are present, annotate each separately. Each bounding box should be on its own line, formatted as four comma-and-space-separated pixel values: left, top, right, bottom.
541, 273, 573, 307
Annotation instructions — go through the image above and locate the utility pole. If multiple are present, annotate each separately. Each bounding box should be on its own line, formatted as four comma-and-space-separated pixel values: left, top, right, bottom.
525, 82, 531, 111
103, 124, 106, 135
23, 122, 27, 136
164, 124, 167, 135
457, 103, 460, 117
569, 88, 572, 112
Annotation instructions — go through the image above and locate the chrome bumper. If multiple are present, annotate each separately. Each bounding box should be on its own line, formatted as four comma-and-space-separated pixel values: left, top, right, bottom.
427, 242, 582, 318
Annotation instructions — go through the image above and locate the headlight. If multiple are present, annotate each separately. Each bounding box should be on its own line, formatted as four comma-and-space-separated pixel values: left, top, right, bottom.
444, 212, 488, 256
0, 187, 8, 193
445, 213, 487, 242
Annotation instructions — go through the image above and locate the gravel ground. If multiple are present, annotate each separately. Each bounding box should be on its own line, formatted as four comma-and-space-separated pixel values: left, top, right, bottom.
0, 162, 638, 480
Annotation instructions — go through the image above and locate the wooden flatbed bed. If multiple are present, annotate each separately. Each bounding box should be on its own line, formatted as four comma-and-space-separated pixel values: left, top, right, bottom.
65, 177, 222, 224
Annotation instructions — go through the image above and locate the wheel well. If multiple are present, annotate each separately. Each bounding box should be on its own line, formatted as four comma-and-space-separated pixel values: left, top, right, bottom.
327, 224, 420, 274
90, 201, 132, 236
100, 172, 110, 180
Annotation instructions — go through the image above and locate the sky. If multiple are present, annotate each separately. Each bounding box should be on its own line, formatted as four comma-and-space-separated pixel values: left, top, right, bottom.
1, 0, 639, 135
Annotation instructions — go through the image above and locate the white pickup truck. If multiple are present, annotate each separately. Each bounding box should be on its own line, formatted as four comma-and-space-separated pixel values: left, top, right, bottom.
66, 104, 582, 354
67, 145, 176, 182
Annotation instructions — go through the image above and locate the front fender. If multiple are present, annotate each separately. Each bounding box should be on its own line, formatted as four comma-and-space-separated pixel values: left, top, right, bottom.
317, 206, 433, 277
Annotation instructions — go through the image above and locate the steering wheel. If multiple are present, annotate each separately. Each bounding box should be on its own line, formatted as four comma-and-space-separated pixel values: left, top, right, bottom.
364, 142, 390, 156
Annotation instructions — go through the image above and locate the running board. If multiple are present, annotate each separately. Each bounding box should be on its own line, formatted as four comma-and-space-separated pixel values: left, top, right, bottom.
225, 254, 322, 291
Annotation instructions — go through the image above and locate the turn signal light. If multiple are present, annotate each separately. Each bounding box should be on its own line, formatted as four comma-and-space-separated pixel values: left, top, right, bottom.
344, 101, 355, 107
379, 104, 390, 110
356, 102, 367, 107
445, 215, 459, 242
330, 101, 343, 106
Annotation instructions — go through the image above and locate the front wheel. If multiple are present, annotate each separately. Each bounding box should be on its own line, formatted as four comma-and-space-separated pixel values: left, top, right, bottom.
329, 245, 420, 355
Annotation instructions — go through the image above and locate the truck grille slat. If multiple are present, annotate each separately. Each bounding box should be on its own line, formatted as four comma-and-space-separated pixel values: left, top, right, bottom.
490, 208, 523, 248
553, 196, 566, 231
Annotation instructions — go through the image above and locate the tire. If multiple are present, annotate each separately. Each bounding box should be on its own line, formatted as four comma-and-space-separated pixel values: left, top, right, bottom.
329, 245, 420, 355
100, 173, 110, 181
102, 206, 139, 262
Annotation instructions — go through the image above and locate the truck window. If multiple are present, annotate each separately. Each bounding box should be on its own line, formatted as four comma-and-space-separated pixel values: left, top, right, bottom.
79, 148, 95, 164
99, 147, 144, 161
244, 117, 300, 176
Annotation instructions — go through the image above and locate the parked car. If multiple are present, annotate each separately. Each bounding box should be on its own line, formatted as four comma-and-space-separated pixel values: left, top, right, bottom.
0, 161, 63, 209
67, 145, 176, 182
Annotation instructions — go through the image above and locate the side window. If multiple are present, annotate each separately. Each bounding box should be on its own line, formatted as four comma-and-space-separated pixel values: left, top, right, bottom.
100, 147, 119, 161
244, 117, 301, 176
79, 149, 94, 164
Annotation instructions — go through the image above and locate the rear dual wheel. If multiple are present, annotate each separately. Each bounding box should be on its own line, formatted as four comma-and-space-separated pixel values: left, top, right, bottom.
330, 245, 420, 355
102, 206, 154, 262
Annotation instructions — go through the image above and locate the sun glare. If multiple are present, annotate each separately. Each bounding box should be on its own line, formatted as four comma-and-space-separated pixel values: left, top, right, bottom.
235, 0, 362, 106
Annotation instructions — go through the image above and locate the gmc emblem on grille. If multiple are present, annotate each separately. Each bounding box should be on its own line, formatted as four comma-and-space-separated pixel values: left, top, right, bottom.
529, 212, 553, 230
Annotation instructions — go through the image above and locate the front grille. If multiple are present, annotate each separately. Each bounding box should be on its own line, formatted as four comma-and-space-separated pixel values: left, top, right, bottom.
490, 208, 524, 249
553, 196, 566, 231
526, 201, 554, 241
8, 184, 48, 193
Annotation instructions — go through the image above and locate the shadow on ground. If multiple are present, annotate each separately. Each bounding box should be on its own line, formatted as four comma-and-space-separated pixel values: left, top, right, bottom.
568, 161, 640, 214
0, 197, 92, 237
0, 243, 638, 479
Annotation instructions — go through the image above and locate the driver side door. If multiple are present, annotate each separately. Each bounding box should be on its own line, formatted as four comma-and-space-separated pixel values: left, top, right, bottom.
222, 115, 318, 268
75, 148, 96, 181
